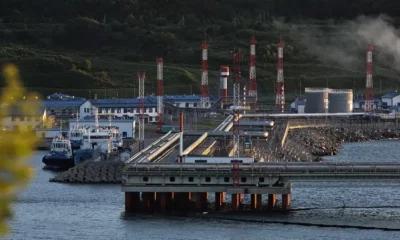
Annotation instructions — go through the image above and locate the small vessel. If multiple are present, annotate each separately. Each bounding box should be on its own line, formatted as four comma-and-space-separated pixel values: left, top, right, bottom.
42, 135, 74, 170
70, 112, 84, 150
74, 108, 114, 165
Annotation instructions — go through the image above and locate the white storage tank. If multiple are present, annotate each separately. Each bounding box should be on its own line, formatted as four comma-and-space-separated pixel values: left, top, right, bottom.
328, 89, 353, 113
304, 88, 329, 113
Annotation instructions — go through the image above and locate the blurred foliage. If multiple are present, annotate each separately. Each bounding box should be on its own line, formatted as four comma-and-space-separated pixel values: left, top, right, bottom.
0, 64, 39, 237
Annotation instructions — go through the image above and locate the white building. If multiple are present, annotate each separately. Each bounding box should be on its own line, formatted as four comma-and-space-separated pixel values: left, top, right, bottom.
381, 93, 400, 108
90, 98, 158, 123
69, 119, 136, 138
44, 93, 89, 119
2, 106, 47, 131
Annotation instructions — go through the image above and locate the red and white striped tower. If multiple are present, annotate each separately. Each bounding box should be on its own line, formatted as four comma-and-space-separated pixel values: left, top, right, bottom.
156, 58, 164, 133
200, 33, 209, 108
364, 44, 374, 112
275, 38, 285, 112
220, 66, 229, 104
138, 72, 146, 150
248, 34, 257, 109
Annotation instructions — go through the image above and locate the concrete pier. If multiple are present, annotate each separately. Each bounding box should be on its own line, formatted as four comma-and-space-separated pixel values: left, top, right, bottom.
282, 194, 291, 210
195, 192, 208, 212
125, 192, 140, 212
215, 192, 225, 211
267, 194, 277, 210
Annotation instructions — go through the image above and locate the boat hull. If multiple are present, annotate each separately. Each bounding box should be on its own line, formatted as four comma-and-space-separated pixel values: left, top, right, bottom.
42, 155, 75, 170
73, 149, 94, 165
71, 140, 82, 150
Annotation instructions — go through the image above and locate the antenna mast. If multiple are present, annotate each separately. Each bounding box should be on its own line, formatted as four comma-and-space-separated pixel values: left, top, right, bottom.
365, 44, 374, 112
138, 72, 146, 150
248, 34, 258, 110
232, 48, 243, 107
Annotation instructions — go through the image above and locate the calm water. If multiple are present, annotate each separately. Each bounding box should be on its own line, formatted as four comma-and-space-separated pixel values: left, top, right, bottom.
6, 140, 400, 240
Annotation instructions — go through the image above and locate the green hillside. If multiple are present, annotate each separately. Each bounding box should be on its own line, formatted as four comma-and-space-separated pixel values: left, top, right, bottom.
1, 0, 400, 99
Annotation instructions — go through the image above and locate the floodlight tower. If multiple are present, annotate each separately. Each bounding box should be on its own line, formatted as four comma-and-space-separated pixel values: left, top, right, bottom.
364, 44, 374, 112
232, 110, 240, 187
275, 38, 285, 112
138, 72, 146, 150
156, 58, 164, 133
248, 34, 257, 109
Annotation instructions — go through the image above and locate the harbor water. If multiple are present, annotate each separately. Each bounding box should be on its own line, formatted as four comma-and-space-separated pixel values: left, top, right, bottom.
7, 140, 400, 240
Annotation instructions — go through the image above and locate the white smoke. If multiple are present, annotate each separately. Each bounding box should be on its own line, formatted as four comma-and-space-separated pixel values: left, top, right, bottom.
287, 15, 400, 73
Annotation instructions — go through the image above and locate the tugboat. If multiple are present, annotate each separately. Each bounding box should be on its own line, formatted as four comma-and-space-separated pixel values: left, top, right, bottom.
42, 134, 74, 170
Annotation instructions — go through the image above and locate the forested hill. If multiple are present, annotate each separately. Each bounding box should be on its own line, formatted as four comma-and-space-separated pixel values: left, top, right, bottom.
0, 0, 400, 95
0, 0, 398, 23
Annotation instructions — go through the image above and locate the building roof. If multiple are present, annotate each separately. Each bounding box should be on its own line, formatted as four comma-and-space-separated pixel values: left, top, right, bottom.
381, 93, 400, 99
46, 93, 86, 101
90, 98, 157, 108
43, 99, 87, 108
68, 119, 135, 122
163, 95, 215, 102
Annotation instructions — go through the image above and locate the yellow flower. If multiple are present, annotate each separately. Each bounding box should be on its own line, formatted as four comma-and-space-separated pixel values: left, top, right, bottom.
0, 64, 39, 237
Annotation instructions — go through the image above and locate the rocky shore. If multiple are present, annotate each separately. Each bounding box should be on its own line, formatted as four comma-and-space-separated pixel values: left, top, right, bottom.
50, 160, 123, 183
287, 127, 400, 160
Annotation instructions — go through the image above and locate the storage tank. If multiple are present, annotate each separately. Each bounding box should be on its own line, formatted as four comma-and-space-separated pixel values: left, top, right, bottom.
328, 89, 353, 113
304, 88, 329, 113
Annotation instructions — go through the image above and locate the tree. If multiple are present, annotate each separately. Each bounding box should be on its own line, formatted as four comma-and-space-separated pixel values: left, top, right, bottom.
0, 64, 39, 237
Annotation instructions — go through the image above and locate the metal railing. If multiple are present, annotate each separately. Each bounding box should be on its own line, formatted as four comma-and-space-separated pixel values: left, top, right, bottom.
125, 162, 400, 174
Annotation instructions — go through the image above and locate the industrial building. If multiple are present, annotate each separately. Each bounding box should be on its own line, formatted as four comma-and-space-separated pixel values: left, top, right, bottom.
69, 118, 136, 139
42, 93, 217, 124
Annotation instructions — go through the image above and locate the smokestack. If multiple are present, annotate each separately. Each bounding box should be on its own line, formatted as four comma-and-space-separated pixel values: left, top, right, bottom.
220, 66, 229, 104
179, 112, 184, 163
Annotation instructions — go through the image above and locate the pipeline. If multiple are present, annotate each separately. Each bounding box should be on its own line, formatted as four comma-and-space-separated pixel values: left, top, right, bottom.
183, 115, 232, 156
182, 132, 208, 155
137, 133, 180, 163
125, 131, 173, 164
